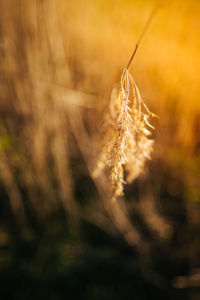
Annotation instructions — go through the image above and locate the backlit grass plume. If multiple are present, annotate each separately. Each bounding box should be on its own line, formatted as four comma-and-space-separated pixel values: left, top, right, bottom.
93, 68, 156, 200
93, 7, 158, 200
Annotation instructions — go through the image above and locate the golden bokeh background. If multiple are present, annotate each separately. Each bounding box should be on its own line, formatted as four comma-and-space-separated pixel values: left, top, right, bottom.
0, 0, 200, 299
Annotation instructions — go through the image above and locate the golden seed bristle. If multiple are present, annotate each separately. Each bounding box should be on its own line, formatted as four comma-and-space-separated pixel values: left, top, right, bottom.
93, 68, 156, 201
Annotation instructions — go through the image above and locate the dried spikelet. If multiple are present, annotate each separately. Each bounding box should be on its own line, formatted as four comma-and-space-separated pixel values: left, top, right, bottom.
93, 68, 156, 200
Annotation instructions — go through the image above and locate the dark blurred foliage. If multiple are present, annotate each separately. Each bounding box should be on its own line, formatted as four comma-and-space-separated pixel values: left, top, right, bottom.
0, 170, 192, 300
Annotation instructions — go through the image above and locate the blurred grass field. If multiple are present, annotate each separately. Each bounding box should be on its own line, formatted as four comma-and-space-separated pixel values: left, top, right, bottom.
0, 0, 200, 299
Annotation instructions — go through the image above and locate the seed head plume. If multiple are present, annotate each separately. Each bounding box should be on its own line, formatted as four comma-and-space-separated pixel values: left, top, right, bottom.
93, 6, 158, 201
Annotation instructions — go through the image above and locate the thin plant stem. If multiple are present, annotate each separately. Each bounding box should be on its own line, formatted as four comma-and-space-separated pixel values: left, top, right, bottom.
126, 5, 159, 70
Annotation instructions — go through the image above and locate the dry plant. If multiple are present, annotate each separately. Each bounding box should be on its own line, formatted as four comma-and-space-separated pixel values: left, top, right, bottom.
93, 68, 156, 200
93, 7, 158, 201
